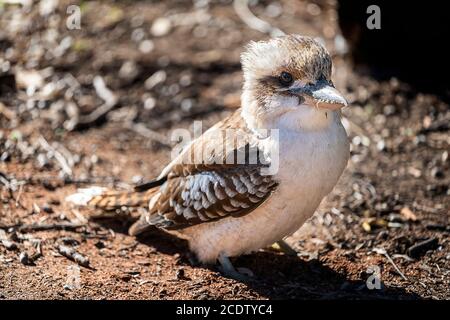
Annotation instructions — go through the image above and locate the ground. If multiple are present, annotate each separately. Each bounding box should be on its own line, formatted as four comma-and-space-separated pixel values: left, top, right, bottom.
0, 0, 449, 300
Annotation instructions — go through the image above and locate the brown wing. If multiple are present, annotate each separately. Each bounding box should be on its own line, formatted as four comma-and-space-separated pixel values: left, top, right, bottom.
133, 110, 278, 232
146, 164, 277, 230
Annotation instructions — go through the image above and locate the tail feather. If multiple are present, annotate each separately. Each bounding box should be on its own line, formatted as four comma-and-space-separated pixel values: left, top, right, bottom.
66, 186, 155, 211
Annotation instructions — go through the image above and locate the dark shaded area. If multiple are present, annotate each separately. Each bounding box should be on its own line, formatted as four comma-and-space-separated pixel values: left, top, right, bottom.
92, 216, 421, 299
234, 252, 421, 300
135, 226, 421, 300
338, 0, 450, 99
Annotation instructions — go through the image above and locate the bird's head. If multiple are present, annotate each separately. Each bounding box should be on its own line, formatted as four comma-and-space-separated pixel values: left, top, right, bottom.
240, 35, 347, 130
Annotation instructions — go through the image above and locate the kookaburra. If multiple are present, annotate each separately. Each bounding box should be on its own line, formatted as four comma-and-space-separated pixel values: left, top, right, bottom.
67, 35, 349, 280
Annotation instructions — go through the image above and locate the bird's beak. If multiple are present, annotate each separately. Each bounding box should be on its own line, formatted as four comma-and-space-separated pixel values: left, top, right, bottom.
289, 79, 348, 110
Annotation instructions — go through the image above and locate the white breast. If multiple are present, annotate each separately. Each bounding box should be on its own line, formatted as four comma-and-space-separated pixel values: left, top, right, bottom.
178, 112, 349, 263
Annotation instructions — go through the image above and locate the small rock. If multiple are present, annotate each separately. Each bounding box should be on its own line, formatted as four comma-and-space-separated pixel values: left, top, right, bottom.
144, 70, 166, 90
139, 40, 154, 54
442, 151, 448, 163
131, 28, 145, 42
265, 3, 283, 18
19, 252, 30, 265
1, 239, 17, 251
94, 241, 105, 249
119, 60, 139, 82
120, 274, 132, 282
151, 17, 172, 37
49, 198, 60, 205
131, 175, 143, 184
42, 203, 54, 213
176, 268, 188, 280
376, 140, 386, 151
144, 97, 156, 110
400, 207, 417, 222
408, 167, 422, 178
60, 237, 80, 246
383, 105, 396, 116
158, 288, 167, 298
32, 203, 40, 214
430, 167, 444, 179
36, 153, 50, 168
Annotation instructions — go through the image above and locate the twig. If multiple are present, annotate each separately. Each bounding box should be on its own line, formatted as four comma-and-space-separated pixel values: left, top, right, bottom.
15, 183, 24, 208
0, 229, 18, 250
38, 136, 73, 176
373, 247, 408, 281
124, 122, 171, 147
407, 238, 439, 259
17, 222, 85, 233
74, 76, 118, 128
71, 209, 89, 224
0, 171, 12, 189
57, 244, 90, 268
233, 0, 284, 37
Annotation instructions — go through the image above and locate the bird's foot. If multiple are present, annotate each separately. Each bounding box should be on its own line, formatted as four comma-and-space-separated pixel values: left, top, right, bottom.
217, 253, 253, 282
270, 240, 298, 256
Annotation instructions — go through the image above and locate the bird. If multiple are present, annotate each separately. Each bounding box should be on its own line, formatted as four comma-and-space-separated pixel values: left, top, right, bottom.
66, 34, 350, 280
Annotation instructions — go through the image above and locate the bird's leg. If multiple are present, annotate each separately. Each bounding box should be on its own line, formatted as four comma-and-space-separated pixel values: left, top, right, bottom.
217, 253, 251, 282
271, 240, 298, 256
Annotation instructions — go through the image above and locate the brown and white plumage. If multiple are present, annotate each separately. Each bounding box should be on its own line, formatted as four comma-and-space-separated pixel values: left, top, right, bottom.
129, 111, 278, 233
67, 35, 350, 274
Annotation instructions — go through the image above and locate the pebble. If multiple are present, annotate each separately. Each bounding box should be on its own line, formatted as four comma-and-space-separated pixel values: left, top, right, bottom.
144, 70, 166, 90
19, 252, 30, 265
37, 153, 50, 168
376, 140, 386, 151
430, 167, 444, 179
151, 17, 172, 37
144, 97, 156, 110
139, 40, 154, 54
131, 28, 145, 42
176, 268, 186, 280
265, 3, 283, 18
383, 104, 396, 116
42, 203, 53, 213
119, 60, 139, 82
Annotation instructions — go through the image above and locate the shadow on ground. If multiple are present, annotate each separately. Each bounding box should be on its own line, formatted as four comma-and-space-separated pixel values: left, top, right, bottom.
95, 217, 421, 300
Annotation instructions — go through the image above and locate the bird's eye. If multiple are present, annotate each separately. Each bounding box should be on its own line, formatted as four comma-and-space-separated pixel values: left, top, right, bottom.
279, 71, 293, 87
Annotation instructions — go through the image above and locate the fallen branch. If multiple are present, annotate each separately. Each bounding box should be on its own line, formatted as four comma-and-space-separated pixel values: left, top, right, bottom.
407, 238, 439, 259
17, 222, 85, 233
57, 244, 90, 268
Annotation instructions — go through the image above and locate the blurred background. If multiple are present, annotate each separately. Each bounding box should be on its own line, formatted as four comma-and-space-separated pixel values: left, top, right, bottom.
0, 0, 449, 300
